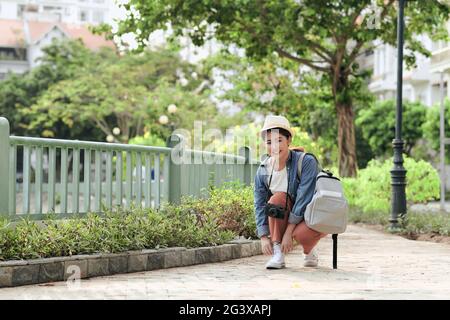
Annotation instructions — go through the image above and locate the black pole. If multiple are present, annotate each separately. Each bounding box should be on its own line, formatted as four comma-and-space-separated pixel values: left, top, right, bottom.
390, 0, 407, 230
332, 234, 338, 269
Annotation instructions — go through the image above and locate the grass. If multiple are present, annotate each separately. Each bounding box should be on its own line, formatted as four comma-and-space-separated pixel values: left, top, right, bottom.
349, 207, 450, 237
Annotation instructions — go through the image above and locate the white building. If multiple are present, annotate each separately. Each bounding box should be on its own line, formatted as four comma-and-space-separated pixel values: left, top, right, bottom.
0, 0, 115, 25
0, 0, 117, 80
366, 34, 448, 107
0, 18, 115, 80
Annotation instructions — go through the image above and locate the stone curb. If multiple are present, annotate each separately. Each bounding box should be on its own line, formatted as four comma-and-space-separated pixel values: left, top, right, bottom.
0, 240, 262, 288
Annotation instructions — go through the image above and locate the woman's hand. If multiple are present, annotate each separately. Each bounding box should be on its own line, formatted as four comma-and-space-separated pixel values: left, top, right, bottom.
261, 236, 273, 255
281, 231, 293, 254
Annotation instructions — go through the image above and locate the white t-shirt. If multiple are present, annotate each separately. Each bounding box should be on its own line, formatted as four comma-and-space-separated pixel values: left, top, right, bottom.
267, 158, 288, 193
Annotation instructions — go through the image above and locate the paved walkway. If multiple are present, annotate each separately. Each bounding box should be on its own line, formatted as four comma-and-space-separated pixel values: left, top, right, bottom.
1, 225, 449, 299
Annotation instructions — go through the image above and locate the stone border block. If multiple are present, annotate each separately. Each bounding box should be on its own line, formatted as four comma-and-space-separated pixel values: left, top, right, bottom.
1, 239, 263, 288
64, 259, 88, 281
164, 248, 185, 268
99, 253, 129, 275
87, 257, 109, 278
39, 261, 64, 283
216, 244, 233, 261
181, 249, 197, 266
240, 242, 254, 258
147, 251, 165, 271
12, 264, 40, 286
195, 247, 213, 264
127, 252, 148, 273
0, 267, 13, 287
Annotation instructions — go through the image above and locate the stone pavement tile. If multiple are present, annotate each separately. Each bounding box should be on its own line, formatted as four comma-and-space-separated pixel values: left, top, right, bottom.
1, 224, 450, 299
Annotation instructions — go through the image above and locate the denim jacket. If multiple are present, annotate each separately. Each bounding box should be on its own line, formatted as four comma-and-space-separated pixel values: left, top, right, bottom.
254, 150, 319, 238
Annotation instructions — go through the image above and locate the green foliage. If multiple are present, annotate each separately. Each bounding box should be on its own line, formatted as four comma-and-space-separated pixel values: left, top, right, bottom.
399, 212, 450, 236
348, 209, 450, 237
290, 128, 326, 165
129, 131, 166, 147
356, 99, 427, 157
180, 181, 256, 239
144, 80, 224, 142
207, 122, 327, 165
110, 0, 449, 68
203, 51, 374, 168
0, 203, 236, 261
23, 42, 230, 143
342, 156, 440, 216
108, 0, 449, 177
0, 39, 104, 140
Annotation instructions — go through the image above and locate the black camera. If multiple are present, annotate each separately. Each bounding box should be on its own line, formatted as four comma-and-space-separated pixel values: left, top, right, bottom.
264, 203, 286, 219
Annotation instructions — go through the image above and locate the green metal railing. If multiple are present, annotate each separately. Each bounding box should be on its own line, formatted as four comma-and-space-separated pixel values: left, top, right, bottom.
0, 117, 260, 220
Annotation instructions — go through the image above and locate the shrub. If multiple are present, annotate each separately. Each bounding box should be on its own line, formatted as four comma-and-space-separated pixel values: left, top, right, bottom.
0, 204, 235, 261
400, 212, 450, 236
180, 181, 257, 239
342, 156, 440, 215
356, 99, 426, 158
129, 131, 166, 147
290, 127, 326, 165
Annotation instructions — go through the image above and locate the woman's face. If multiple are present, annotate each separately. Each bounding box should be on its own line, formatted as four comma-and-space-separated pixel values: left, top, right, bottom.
264, 130, 291, 160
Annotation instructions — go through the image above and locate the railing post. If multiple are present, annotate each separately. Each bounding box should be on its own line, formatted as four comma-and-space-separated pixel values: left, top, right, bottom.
0, 117, 10, 216
239, 146, 251, 186
166, 134, 184, 205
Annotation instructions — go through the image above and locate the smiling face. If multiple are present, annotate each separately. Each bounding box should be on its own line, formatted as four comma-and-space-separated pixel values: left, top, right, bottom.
263, 128, 292, 163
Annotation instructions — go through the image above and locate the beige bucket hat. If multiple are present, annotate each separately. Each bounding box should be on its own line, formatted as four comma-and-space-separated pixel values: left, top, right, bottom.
260, 115, 294, 138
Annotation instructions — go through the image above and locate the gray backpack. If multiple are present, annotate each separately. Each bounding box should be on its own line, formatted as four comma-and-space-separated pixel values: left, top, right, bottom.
297, 152, 348, 234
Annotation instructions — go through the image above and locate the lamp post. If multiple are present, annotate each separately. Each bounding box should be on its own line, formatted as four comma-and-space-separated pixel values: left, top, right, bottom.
390, 0, 407, 231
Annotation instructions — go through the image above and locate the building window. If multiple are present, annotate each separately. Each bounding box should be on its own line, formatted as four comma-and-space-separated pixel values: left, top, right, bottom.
93, 0, 105, 3
0, 47, 26, 61
43, 6, 62, 12
17, 4, 26, 18
79, 9, 88, 22
365, 49, 374, 57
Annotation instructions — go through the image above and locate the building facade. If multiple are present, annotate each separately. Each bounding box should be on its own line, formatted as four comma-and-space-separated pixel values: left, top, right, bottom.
0, 0, 114, 25
0, 0, 116, 80
366, 31, 450, 107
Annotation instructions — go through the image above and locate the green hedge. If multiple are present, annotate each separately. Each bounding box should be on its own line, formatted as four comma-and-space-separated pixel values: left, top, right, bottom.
0, 181, 257, 261
180, 181, 256, 239
342, 156, 440, 214
342, 156, 449, 236
0, 201, 236, 261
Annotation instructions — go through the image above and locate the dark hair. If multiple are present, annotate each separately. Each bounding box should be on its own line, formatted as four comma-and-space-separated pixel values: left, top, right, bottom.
262, 127, 291, 140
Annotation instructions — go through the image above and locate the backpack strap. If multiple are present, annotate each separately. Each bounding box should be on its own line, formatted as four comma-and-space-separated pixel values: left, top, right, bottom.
297, 152, 306, 182
297, 152, 323, 181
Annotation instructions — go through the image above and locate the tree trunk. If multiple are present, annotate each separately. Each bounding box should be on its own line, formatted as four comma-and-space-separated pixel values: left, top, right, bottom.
336, 102, 358, 177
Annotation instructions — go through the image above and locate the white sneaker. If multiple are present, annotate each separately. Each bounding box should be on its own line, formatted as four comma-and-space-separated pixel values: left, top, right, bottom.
265, 243, 285, 269
303, 248, 319, 267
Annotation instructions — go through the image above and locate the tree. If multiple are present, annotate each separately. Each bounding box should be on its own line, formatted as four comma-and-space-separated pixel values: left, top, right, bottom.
356, 99, 427, 158
0, 39, 106, 140
25, 46, 227, 143
106, 0, 449, 177
203, 50, 375, 168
